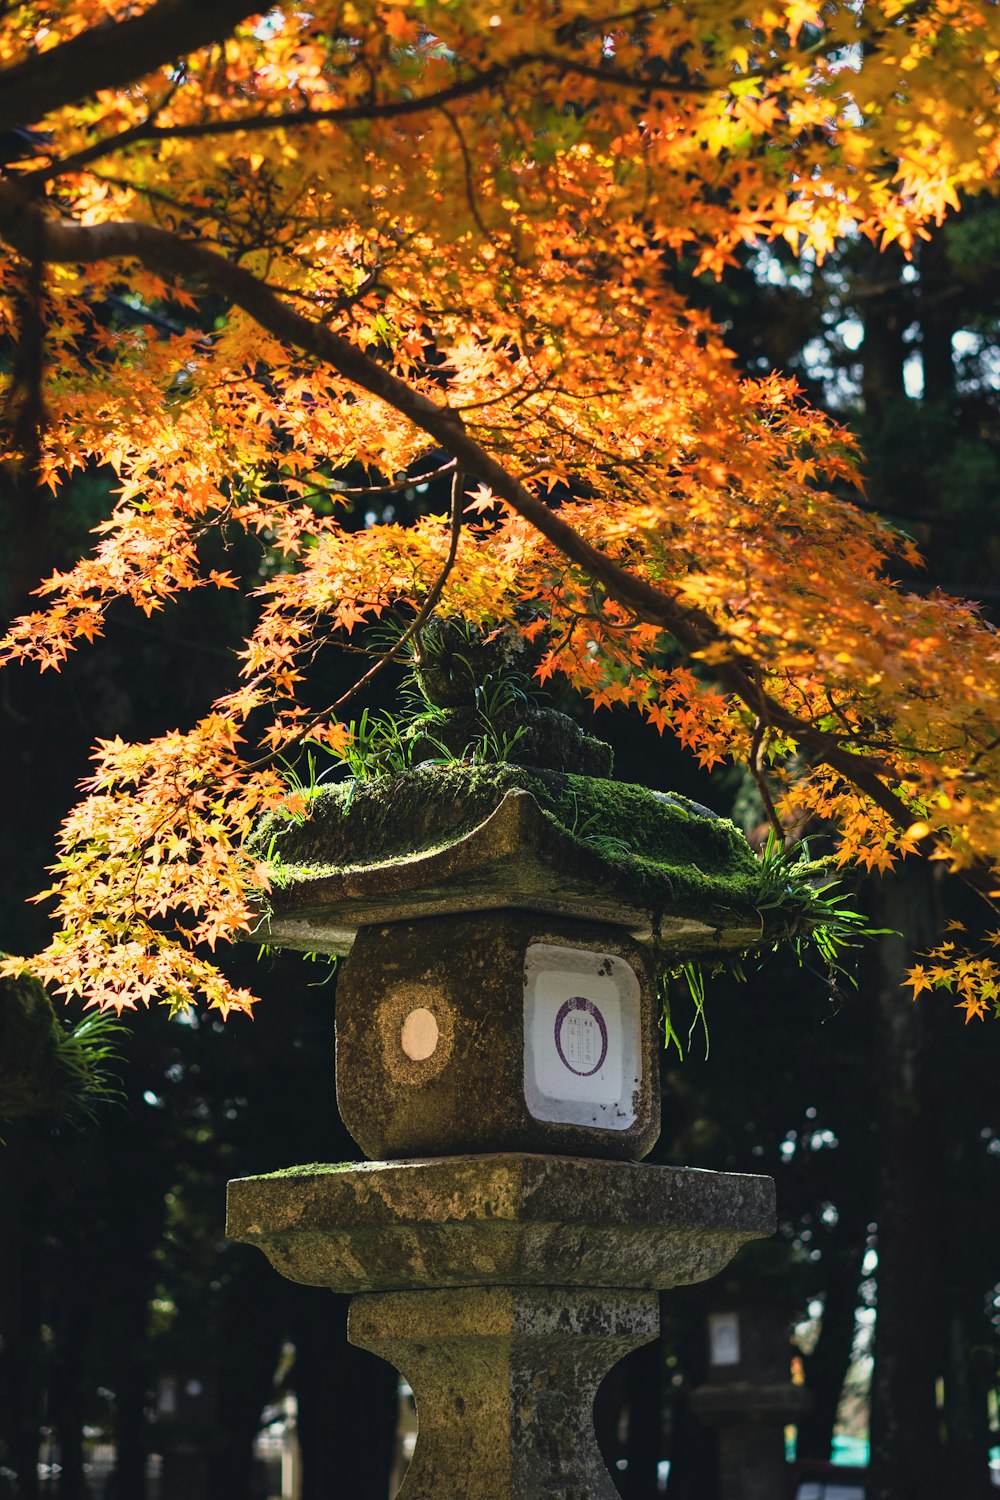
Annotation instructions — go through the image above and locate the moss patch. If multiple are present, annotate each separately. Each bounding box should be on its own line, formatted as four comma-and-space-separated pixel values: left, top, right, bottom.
0, 971, 75, 1119
0, 967, 123, 1122
238, 1161, 374, 1182
404, 705, 613, 777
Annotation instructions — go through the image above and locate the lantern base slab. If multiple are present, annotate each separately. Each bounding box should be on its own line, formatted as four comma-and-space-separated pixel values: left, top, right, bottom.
226, 1153, 775, 1295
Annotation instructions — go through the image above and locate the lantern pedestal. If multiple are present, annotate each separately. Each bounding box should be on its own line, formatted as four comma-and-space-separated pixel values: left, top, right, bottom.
690, 1384, 813, 1500
691, 1288, 813, 1500
350, 1285, 656, 1500
228, 1153, 775, 1497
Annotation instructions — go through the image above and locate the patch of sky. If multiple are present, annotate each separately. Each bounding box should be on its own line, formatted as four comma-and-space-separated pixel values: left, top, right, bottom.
364, 501, 398, 526
837, 320, 863, 352
751, 245, 814, 295
747, 235, 970, 411
827, 40, 863, 76
953, 330, 1000, 395
255, 9, 285, 39
903, 352, 924, 400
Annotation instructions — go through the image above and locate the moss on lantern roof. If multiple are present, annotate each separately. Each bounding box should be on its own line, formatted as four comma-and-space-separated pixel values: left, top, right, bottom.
255, 758, 866, 966
257, 763, 768, 936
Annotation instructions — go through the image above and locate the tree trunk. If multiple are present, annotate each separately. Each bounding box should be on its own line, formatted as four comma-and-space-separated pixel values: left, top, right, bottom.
938, 1119, 996, 1498
859, 244, 909, 432
666, 1391, 718, 1500
620, 1331, 666, 1499
288, 1291, 397, 1500
868, 865, 943, 1500
0, 1147, 43, 1500
664, 1293, 717, 1500
48, 1256, 92, 1500
798, 1235, 867, 1462
208, 1257, 286, 1500
104, 1288, 148, 1500
917, 231, 955, 411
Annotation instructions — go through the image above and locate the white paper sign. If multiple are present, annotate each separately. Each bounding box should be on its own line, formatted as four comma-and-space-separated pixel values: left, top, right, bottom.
523, 943, 641, 1130
708, 1311, 741, 1367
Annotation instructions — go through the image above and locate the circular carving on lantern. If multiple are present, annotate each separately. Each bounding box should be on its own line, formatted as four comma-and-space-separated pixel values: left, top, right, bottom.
378, 985, 454, 1085
401, 1006, 439, 1061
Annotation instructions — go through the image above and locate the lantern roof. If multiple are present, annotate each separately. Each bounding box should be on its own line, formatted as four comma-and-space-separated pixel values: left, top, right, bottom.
255, 763, 779, 958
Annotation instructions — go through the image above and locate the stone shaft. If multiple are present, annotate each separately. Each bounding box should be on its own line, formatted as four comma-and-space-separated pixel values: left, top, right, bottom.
717, 1423, 791, 1500
349, 1285, 658, 1500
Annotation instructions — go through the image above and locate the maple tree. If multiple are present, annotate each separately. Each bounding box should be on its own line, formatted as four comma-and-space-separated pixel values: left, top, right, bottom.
1, 0, 999, 1020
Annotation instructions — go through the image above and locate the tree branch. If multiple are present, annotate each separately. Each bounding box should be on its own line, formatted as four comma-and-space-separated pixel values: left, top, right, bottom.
31, 62, 512, 180
30, 50, 722, 183
0, 0, 257, 135
306, 458, 458, 499
0, 187, 916, 829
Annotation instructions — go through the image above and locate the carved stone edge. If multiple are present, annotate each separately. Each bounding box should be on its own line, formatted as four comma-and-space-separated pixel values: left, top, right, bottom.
226, 1154, 776, 1295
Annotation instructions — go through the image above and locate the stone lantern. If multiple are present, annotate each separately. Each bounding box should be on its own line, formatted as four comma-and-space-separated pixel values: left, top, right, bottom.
154, 1365, 219, 1500
227, 716, 784, 1496
691, 1268, 813, 1499
692, 1236, 815, 1494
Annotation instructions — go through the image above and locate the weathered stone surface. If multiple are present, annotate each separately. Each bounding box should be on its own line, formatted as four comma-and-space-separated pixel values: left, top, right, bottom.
407, 617, 532, 709
0, 970, 74, 1119
349, 1286, 657, 1500
255, 765, 766, 957
335, 911, 659, 1161
226, 1153, 776, 1295
0, 969, 117, 1121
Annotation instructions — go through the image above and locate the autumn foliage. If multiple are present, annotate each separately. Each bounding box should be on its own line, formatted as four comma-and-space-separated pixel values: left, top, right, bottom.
0, 1, 998, 1018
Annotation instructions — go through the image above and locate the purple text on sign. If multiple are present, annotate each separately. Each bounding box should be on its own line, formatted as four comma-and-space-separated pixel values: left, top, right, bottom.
554, 996, 609, 1077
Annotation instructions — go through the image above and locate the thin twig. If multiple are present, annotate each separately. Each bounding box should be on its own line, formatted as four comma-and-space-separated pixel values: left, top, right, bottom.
439, 104, 493, 244
26, 48, 785, 184
245, 467, 466, 771
749, 715, 785, 841
305, 458, 457, 499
